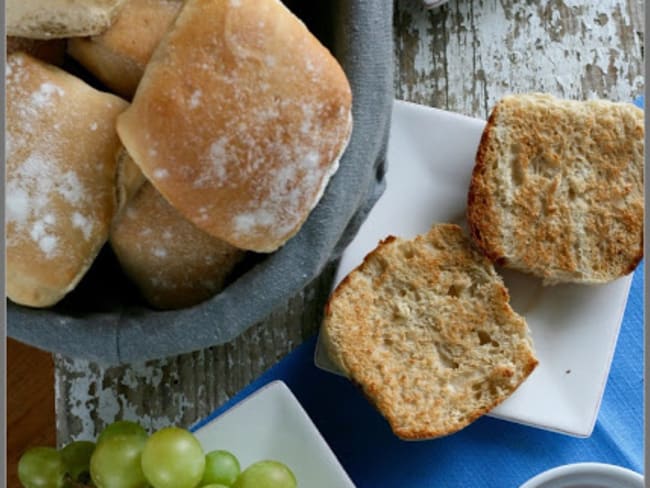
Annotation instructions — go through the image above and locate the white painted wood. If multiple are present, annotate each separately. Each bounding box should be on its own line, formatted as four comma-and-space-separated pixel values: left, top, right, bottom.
394, 0, 644, 118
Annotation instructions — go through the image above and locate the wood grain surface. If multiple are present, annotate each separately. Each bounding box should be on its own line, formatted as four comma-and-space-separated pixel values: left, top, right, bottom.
7, 339, 56, 488
53, 0, 644, 446
394, 0, 644, 116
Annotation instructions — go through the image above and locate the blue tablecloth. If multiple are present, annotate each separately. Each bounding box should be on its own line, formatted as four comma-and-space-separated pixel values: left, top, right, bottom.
193, 260, 643, 487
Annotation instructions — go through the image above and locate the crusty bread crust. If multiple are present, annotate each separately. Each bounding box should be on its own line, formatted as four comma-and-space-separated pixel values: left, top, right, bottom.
67, 0, 182, 98
7, 0, 127, 39
322, 224, 538, 440
467, 93, 644, 285
115, 149, 148, 215
116, 0, 352, 253
467, 104, 505, 265
6, 53, 128, 307
110, 182, 246, 309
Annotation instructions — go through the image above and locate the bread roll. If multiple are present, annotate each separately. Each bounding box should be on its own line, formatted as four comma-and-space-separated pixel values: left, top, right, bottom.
6, 53, 128, 307
467, 93, 644, 284
110, 181, 247, 310
322, 224, 538, 440
67, 0, 183, 98
7, 0, 126, 39
115, 148, 148, 214
117, 0, 352, 253
7, 36, 66, 65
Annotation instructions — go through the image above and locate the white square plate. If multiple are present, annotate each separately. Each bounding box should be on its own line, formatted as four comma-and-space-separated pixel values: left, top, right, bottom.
192, 381, 355, 487
315, 100, 633, 437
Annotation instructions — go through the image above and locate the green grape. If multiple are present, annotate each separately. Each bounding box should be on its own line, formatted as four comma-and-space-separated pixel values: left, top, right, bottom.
97, 420, 148, 445
90, 435, 148, 488
201, 450, 240, 486
233, 461, 297, 488
17, 447, 66, 488
141, 427, 205, 488
201, 485, 230, 488
60, 440, 95, 482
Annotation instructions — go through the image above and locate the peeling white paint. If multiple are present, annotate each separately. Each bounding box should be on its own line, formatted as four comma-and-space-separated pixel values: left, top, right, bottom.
55, 320, 298, 442
396, 0, 644, 118
56, 356, 201, 441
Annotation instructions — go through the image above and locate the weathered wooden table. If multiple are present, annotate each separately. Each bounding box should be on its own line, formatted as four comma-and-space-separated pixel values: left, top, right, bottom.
55, 0, 644, 444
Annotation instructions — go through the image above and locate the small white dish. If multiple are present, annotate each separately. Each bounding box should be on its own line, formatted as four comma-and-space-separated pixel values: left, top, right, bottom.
314, 99, 633, 437
520, 462, 644, 488
192, 381, 355, 488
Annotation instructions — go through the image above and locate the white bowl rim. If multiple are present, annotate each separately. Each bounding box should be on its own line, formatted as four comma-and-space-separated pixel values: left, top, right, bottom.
520, 462, 644, 488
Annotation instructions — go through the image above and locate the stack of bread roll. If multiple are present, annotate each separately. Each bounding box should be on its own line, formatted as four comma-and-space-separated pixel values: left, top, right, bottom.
6, 0, 353, 310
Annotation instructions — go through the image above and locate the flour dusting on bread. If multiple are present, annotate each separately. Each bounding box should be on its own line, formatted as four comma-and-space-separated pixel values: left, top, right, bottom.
6, 57, 89, 258
6, 53, 127, 307
116, 0, 353, 252
110, 182, 247, 309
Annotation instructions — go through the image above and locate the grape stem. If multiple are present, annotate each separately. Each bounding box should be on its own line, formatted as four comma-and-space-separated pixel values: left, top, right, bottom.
63, 473, 94, 488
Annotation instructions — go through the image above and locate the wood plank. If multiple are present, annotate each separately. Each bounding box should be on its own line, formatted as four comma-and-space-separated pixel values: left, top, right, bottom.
7, 338, 56, 488
394, 0, 644, 118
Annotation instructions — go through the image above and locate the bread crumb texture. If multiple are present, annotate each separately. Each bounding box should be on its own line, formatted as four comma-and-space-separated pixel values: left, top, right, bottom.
322, 224, 538, 440
116, 0, 352, 252
468, 93, 644, 284
6, 53, 127, 307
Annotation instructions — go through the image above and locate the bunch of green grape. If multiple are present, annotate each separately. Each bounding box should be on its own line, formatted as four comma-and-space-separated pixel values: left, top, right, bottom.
18, 420, 297, 488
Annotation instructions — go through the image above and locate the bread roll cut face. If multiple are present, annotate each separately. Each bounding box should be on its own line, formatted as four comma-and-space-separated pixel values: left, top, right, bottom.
117, 0, 353, 253
322, 224, 538, 440
467, 93, 644, 284
6, 53, 128, 307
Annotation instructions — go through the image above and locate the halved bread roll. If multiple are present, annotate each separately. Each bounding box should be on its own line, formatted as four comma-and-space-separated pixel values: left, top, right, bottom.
7, 0, 126, 39
467, 93, 644, 284
67, 0, 183, 98
6, 53, 128, 307
117, 0, 352, 253
110, 178, 247, 310
322, 224, 538, 440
